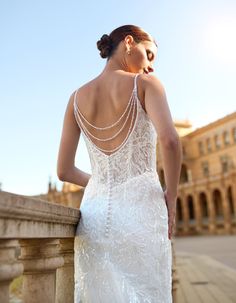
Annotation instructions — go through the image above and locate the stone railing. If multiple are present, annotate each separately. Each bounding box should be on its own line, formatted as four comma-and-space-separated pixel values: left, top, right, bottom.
0, 190, 80, 303
0, 190, 178, 303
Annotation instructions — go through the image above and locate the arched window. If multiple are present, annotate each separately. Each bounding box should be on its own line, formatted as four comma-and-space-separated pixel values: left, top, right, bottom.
187, 195, 195, 222
199, 192, 208, 218
213, 189, 223, 219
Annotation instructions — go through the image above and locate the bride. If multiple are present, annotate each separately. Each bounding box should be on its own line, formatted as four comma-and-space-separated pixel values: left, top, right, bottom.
57, 24, 182, 303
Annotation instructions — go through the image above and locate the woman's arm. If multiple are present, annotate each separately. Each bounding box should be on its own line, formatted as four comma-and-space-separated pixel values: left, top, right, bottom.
59, 166, 91, 187
143, 74, 183, 239
57, 91, 91, 187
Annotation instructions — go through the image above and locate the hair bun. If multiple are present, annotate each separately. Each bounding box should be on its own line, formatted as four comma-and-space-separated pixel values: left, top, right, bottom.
96, 34, 113, 58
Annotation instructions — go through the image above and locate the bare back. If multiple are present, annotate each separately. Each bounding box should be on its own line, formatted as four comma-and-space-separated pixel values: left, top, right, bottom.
73, 71, 146, 154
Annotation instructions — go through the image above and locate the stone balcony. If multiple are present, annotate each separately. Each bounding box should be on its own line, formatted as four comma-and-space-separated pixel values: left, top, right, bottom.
0, 190, 178, 303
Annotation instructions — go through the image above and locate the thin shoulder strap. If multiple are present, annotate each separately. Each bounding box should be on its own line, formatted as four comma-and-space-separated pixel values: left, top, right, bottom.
134, 73, 140, 95
74, 74, 139, 106
73, 89, 78, 108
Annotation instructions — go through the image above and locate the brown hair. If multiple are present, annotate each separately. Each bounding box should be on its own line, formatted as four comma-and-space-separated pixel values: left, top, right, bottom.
96, 25, 157, 60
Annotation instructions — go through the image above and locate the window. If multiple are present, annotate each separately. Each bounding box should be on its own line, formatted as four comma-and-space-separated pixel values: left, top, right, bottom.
198, 141, 204, 155
223, 131, 230, 146
233, 127, 236, 143
206, 138, 212, 152
220, 155, 229, 173
214, 134, 221, 149
201, 161, 209, 177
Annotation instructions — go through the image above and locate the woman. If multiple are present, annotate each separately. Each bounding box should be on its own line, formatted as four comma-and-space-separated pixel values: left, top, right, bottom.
57, 24, 182, 303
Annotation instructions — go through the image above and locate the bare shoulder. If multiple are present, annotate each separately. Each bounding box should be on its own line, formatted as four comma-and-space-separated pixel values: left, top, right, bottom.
72, 75, 100, 96
69, 78, 95, 107
136, 73, 177, 142
136, 74, 166, 111
138, 73, 166, 95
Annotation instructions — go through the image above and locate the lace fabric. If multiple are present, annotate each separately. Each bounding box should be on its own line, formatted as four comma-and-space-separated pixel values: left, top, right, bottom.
74, 73, 173, 303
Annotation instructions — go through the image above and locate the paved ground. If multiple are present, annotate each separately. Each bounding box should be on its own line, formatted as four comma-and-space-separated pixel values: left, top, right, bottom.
173, 235, 236, 303
174, 234, 236, 270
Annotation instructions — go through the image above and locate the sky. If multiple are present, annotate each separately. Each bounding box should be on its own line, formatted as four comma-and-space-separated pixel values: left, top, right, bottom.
0, 0, 236, 196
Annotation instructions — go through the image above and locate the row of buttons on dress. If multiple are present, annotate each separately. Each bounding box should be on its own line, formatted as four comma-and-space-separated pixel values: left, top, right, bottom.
105, 157, 112, 238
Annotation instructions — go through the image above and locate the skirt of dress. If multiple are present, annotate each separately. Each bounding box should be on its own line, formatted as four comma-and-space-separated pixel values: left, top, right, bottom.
74, 173, 173, 303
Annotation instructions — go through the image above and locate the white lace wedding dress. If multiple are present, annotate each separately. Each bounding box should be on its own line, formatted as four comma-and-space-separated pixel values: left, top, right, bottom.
73, 73, 172, 303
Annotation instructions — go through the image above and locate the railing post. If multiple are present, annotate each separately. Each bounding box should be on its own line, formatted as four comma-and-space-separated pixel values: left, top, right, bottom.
0, 239, 24, 303
56, 238, 75, 303
19, 239, 64, 303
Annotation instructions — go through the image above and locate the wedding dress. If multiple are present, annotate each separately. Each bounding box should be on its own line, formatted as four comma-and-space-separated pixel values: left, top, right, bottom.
73, 73, 172, 303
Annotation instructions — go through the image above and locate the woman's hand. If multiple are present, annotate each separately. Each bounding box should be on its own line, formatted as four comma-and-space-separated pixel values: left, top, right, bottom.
163, 189, 177, 240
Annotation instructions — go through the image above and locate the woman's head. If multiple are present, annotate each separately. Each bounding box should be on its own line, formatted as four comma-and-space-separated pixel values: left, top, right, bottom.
96, 25, 158, 74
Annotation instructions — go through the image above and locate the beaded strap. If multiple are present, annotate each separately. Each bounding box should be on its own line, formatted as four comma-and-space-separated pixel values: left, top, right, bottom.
73, 73, 140, 153
74, 93, 135, 142
73, 73, 139, 130
74, 87, 135, 131
76, 98, 137, 153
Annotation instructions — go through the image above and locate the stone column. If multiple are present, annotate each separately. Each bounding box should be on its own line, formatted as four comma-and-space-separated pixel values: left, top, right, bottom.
221, 189, 231, 233
0, 240, 24, 303
19, 239, 64, 303
193, 192, 202, 234
181, 194, 189, 235
206, 191, 216, 234
56, 238, 74, 303
229, 184, 236, 219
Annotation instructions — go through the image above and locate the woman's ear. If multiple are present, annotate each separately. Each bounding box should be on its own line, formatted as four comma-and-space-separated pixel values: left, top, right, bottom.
124, 35, 134, 48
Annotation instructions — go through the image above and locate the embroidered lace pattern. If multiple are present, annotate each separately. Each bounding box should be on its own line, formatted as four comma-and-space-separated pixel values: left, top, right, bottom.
73, 73, 173, 303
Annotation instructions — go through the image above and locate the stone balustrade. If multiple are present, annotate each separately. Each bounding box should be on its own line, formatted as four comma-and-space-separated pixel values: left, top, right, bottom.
0, 190, 80, 303
0, 190, 177, 303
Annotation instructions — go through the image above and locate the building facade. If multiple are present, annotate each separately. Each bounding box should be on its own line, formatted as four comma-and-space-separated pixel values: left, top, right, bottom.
157, 112, 236, 236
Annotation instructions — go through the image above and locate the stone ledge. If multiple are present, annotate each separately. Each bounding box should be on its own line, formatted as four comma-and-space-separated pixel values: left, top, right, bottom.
0, 191, 81, 239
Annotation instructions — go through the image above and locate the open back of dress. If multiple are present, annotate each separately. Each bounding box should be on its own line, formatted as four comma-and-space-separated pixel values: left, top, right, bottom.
73, 73, 173, 303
